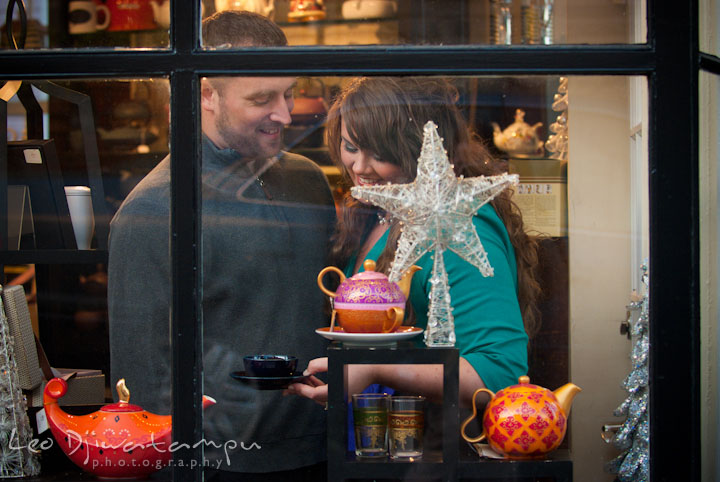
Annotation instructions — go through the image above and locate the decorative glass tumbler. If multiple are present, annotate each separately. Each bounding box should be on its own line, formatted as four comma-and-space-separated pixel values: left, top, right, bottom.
389, 396, 425, 459
352, 393, 389, 458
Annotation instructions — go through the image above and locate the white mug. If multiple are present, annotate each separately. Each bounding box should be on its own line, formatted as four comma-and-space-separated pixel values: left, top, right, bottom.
68, 0, 111, 34
64, 186, 95, 250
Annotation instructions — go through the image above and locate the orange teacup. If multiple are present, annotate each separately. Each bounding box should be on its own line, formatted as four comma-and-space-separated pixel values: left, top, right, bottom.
336, 307, 404, 333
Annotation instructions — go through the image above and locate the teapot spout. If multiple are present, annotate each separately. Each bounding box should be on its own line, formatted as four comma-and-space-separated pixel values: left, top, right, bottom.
553, 383, 581, 417
396, 265, 421, 299
202, 395, 217, 410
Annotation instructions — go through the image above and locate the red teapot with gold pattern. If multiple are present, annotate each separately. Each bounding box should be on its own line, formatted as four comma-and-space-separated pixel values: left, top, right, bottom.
461, 376, 581, 458
43, 377, 216, 478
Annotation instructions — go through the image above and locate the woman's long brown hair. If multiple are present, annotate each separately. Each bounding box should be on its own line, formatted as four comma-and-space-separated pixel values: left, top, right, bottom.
325, 77, 542, 338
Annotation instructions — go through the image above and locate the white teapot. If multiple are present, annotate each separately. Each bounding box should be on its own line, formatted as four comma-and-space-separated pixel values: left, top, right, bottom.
215, 0, 275, 18
492, 109, 544, 158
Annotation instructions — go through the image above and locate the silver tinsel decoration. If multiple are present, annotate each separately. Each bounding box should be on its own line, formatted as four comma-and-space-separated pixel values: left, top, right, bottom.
604, 263, 650, 481
351, 121, 519, 346
0, 292, 41, 477
545, 77, 568, 161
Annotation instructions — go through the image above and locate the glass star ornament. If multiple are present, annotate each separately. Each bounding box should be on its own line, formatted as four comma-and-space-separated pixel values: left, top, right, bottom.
351, 121, 519, 346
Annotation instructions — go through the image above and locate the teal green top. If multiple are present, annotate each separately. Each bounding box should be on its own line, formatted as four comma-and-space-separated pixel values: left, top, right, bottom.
345, 204, 528, 392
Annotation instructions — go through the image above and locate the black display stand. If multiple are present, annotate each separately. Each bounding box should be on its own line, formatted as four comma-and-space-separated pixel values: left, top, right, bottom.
327, 343, 573, 481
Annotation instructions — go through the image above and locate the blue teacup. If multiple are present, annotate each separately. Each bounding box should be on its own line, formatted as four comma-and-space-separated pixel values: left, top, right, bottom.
243, 355, 298, 378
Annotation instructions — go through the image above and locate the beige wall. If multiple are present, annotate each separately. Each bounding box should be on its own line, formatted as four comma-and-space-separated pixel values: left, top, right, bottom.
700, 71, 719, 482
567, 75, 634, 482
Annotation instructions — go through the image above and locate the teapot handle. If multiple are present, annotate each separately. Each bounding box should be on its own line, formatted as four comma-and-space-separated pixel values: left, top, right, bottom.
317, 266, 345, 298
460, 388, 495, 443
382, 307, 404, 333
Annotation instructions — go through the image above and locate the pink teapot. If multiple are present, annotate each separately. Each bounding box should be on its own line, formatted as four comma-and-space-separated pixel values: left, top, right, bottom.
317, 259, 419, 333
43, 377, 216, 478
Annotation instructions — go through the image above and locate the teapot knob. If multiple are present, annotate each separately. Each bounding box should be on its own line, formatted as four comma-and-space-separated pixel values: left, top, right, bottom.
518, 375, 530, 384
363, 259, 377, 272
117, 379, 131, 403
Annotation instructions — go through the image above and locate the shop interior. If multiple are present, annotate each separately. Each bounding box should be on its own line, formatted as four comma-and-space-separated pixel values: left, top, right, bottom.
0, 1, 663, 481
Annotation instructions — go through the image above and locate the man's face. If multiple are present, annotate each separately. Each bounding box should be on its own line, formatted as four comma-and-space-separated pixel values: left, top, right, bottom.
207, 76, 296, 160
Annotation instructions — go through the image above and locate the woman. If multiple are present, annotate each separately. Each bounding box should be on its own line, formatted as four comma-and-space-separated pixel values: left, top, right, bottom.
287, 77, 541, 407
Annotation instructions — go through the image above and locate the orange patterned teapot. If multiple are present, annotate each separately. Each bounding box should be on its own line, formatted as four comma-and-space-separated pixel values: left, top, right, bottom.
43, 377, 216, 478
461, 376, 581, 459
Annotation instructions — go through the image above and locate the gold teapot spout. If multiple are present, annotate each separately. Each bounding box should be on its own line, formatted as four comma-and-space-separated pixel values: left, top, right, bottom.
396, 265, 421, 299
553, 382, 582, 417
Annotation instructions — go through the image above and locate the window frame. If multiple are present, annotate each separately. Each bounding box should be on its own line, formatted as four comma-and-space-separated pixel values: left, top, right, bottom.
0, 1, 705, 480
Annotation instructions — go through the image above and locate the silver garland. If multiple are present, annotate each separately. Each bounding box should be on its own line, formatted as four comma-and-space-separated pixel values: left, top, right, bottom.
604, 263, 650, 481
351, 121, 518, 346
0, 293, 41, 477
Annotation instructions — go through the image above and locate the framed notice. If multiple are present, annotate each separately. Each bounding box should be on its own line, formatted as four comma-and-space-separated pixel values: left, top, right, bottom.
509, 158, 568, 237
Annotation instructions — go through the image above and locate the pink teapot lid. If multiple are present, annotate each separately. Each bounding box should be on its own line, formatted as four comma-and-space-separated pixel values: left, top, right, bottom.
335, 260, 406, 304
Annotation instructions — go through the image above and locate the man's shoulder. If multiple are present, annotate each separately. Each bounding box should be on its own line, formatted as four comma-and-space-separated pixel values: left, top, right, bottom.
114, 157, 171, 218
275, 151, 326, 178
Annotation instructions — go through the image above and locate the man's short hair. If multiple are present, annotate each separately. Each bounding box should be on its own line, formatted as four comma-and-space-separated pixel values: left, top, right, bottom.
202, 10, 288, 48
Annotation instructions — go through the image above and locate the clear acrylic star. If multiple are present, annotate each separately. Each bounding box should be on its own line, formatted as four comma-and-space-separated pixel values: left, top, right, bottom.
351, 121, 518, 346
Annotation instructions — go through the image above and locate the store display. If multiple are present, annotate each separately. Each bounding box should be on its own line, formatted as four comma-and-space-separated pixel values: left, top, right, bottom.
64, 186, 95, 250
521, 0, 554, 44
341, 0, 397, 20
389, 396, 425, 459
287, 0, 325, 22
149, 0, 170, 29
489, 0, 512, 45
604, 264, 649, 481
68, 0, 110, 34
461, 375, 581, 458
104, 0, 157, 32
317, 259, 418, 333
492, 108, 544, 158
43, 377, 216, 478
285, 77, 327, 148
351, 121, 518, 347
214, 0, 274, 18
352, 393, 389, 458
0, 289, 41, 477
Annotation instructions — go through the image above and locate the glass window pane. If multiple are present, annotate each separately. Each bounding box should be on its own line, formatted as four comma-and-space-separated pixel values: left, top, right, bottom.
0, 0, 171, 50
700, 70, 720, 481
200, 0, 646, 48
1, 76, 170, 477
186, 73, 647, 479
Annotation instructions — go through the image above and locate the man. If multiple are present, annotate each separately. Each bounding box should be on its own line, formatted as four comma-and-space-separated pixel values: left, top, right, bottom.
107, 11, 335, 481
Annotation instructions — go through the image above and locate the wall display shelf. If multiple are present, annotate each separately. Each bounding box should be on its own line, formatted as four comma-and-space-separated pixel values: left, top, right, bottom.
281, 18, 399, 46
327, 343, 572, 481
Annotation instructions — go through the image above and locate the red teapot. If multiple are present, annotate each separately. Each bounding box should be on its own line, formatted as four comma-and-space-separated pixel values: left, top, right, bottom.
461, 376, 581, 459
43, 377, 216, 478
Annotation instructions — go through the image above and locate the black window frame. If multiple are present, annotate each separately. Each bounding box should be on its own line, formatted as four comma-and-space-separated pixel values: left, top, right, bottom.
0, 1, 713, 480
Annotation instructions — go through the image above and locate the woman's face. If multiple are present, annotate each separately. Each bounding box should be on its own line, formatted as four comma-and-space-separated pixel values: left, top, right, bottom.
340, 121, 407, 187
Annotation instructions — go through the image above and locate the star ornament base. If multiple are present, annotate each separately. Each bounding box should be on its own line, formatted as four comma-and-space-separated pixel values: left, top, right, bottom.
350, 121, 519, 348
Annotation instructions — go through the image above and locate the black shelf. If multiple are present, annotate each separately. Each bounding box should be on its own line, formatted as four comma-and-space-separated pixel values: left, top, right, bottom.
327, 343, 572, 481
327, 343, 459, 481
0, 249, 108, 265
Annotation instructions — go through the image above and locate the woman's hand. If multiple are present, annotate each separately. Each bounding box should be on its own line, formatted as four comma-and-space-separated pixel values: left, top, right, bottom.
285, 357, 329, 405
285, 357, 379, 405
